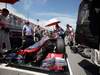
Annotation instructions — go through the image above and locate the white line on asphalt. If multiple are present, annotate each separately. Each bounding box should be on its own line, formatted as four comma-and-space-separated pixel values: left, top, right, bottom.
67, 59, 73, 75
0, 64, 48, 75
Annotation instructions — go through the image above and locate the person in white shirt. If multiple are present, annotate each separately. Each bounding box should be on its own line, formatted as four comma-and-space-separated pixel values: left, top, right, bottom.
22, 21, 34, 49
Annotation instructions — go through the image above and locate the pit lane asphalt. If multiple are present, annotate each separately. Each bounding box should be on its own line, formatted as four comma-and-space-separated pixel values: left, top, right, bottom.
65, 41, 100, 75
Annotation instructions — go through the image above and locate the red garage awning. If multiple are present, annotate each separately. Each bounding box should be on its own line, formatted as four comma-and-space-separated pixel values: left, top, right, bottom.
0, 0, 19, 4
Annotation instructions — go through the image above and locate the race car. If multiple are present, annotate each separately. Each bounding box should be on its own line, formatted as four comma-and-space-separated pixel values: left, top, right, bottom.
3, 32, 69, 74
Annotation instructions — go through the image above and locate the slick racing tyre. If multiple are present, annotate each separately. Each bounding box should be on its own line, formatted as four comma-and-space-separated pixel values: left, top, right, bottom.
56, 38, 65, 53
